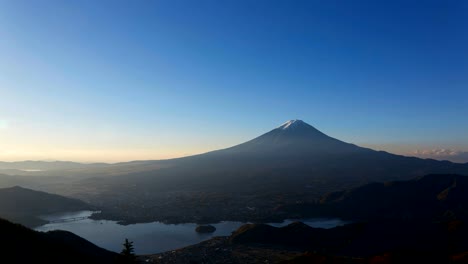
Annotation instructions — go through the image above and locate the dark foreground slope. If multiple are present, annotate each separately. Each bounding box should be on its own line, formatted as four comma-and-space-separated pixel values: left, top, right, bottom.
0, 186, 92, 227
0, 218, 117, 264
147, 220, 468, 264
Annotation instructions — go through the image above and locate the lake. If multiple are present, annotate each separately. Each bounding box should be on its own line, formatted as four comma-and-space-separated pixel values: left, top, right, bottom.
35, 211, 347, 254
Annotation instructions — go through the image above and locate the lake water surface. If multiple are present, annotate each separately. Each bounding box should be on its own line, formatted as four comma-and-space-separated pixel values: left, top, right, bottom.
35, 211, 347, 254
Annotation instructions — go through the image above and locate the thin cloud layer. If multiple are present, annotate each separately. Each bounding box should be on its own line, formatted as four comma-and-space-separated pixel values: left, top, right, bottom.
412, 149, 468, 163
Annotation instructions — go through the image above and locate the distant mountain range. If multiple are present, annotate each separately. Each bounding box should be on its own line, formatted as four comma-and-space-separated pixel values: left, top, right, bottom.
0, 160, 108, 171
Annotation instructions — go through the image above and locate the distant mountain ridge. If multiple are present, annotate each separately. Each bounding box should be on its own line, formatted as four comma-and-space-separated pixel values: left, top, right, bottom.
0, 160, 108, 171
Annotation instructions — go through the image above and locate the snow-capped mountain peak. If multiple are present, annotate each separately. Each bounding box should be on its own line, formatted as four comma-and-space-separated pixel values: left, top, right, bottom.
278, 119, 306, 130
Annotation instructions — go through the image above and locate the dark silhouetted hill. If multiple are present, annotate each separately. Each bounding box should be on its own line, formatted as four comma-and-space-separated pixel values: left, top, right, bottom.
149, 219, 468, 263
279, 174, 468, 222
0, 217, 117, 264
230, 221, 364, 251
0, 186, 92, 227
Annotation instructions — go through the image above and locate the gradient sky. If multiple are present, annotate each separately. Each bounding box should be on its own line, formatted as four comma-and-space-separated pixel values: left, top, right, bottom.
0, 0, 467, 162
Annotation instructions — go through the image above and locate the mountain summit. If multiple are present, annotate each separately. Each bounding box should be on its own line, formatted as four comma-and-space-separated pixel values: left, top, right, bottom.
222, 119, 360, 155
278, 119, 307, 130
144, 119, 468, 189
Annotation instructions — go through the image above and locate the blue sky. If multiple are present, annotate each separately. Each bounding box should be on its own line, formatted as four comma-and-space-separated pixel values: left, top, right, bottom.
0, 0, 467, 162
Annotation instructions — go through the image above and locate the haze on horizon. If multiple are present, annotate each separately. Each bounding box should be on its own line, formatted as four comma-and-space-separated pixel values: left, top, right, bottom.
0, 0, 467, 163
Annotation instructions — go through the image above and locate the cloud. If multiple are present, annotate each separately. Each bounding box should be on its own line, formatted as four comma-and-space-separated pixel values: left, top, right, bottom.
412, 148, 468, 163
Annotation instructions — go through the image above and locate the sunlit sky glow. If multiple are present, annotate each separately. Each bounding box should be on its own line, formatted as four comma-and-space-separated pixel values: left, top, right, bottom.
0, 0, 467, 162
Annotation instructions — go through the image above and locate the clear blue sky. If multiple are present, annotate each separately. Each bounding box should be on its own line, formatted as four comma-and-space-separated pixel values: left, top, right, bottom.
0, 0, 467, 162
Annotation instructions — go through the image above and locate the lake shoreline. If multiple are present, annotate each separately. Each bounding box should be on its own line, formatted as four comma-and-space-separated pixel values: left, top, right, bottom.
88, 208, 346, 226
35, 210, 347, 254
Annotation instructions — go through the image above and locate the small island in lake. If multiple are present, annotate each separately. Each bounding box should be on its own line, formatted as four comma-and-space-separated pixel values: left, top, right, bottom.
195, 225, 216, 233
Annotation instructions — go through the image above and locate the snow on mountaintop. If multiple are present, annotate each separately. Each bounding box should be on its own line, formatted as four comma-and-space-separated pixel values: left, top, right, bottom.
278, 120, 306, 130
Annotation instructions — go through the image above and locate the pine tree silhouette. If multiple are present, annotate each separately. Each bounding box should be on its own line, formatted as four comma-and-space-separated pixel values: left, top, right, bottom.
119, 238, 138, 263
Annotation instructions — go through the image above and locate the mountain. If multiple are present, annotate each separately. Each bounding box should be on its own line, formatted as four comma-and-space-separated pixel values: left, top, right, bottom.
214, 119, 363, 154
3, 120, 468, 225
278, 174, 468, 222
97, 120, 468, 195
61, 120, 468, 224
0, 217, 117, 264
0, 186, 92, 227
229, 221, 363, 249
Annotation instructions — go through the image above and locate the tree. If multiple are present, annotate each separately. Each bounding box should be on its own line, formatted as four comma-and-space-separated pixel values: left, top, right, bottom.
119, 238, 138, 264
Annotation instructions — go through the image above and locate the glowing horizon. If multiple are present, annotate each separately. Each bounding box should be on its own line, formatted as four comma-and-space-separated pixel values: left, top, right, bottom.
0, 123, 466, 163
